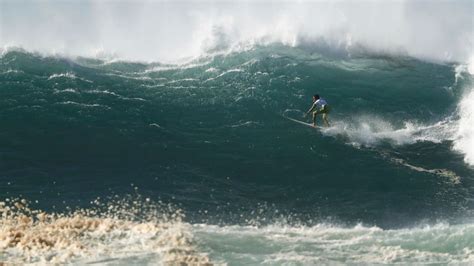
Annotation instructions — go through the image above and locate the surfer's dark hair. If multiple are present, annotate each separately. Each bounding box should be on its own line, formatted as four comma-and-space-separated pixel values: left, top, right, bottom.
313, 94, 320, 99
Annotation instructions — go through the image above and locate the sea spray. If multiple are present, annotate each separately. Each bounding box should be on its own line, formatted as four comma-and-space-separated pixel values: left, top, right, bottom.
0, 1, 471, 64
0, 196, 211, 264
454, 89, 474, 166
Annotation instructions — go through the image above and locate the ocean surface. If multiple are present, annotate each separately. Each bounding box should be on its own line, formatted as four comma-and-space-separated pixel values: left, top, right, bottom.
1, 44, 473, 264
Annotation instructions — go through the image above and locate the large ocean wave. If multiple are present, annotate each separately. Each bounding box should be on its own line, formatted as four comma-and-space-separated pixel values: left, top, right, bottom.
1, 1, 473, 263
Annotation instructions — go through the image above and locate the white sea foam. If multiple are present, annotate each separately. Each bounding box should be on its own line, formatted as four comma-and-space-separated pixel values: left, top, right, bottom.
56, 101, 111, 110
149, 123, 162, 128
205, 67, 218, 73
228, 120, 263, 128
193, 222, 474, 264
205, 68, 244, 82
454, 89, 474, 166
146, 59, 215, 73
53, 88, 79, 94
48, 72, 77, 80
450, 60, 474, 167
87, 89, 121, 97
454, 64, 469, 85
84, 89, 146, 102
166, 78, 199, 85
319, 115, 456, 147
468, 55, 474, 75
102, 72, 153, 81
0, 69, 24, 75
388, 157, 461, 184
48, 72, 93, 83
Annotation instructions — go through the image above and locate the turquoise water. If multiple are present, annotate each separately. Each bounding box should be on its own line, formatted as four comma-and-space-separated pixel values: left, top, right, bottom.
1, 45, 473, 264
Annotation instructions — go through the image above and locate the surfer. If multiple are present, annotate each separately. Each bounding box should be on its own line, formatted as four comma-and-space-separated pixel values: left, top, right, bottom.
305, 94, 330, 127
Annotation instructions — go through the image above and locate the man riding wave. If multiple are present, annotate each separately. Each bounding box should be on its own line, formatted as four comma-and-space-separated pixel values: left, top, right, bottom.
305, 94, 330, 127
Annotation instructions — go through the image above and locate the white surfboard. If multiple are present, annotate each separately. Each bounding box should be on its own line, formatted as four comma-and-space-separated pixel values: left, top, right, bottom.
284, 115, 321, 129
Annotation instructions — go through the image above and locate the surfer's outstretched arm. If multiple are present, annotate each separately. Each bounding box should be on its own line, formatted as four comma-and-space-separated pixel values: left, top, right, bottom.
306, 103, 316, 116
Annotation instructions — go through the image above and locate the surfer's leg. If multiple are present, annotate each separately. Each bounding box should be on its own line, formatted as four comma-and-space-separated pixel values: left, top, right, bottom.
322, 105, 330, 127
312, 111, 319, 126
322, 113, 330, 127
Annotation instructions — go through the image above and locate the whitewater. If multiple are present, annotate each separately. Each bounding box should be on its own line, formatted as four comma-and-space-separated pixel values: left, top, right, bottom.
0, 0, 473, 264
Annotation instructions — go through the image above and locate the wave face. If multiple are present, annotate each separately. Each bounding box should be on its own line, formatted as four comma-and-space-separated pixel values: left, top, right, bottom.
1, 45, 473, 264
